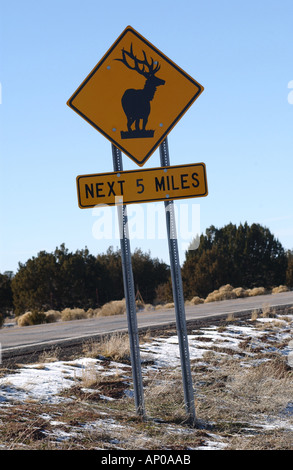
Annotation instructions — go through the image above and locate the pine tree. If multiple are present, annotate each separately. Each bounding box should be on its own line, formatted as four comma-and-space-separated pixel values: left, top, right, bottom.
286, 250, 293, 287
0, 272, 13, 318
182, 222, 287, 299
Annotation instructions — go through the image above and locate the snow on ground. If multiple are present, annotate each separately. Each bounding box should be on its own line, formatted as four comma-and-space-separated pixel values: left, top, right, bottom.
140, 317, 293, 368
0, 313, 293, 449
0, 315, 293, 405
0, 357, 130, 404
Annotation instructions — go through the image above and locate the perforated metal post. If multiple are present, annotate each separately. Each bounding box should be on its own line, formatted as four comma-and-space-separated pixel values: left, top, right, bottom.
111, 144, 145, 417
159, 137, 196, 425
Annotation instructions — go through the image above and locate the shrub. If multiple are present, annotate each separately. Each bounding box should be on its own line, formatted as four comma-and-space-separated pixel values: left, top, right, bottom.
17, 311, 47, 327
97, 300, 126, 317
155, 302, 175, 310
0, 314, 4, 328
190, 296, 204, 305
86, 308, 101, 317
204, 284, 237, 303
272, 285, 289, 294
60, 308, 87, 321
246, 287, 267, 296
44, 310, 61, 323
185, 296, 204, 306
232, 287, 248, 298
98, 333, 130, 361
164, 302, 175, 309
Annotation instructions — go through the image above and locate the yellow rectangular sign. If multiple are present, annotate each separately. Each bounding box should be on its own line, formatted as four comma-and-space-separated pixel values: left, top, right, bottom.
76, 163, 208, 208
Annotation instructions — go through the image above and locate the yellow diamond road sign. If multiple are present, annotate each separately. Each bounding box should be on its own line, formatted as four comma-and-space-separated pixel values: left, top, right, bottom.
67, 26, 204, 167
76, 163, 208, 208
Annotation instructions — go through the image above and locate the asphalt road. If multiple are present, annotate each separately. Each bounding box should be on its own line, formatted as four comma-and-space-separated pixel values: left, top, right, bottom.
1, 291, 293, 358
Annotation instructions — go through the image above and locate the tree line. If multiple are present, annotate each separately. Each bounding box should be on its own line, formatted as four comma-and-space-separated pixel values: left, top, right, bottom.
0, 222, 292, 322
182, 222, 292, 298
3, 244, 169, 317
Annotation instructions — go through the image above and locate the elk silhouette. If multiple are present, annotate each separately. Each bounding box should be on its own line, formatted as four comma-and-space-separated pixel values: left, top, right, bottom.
115, 45, 165, 138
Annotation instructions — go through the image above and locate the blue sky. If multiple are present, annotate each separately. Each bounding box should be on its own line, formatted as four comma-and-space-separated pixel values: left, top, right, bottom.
1, 0, 293, 274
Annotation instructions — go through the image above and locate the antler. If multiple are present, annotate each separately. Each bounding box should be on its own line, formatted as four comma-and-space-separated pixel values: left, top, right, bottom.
115, 44, 160, 77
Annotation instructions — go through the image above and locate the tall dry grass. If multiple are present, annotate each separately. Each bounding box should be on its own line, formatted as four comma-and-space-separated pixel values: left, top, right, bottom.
195, 354, 293, 432
84, 332, 130, 362
246, 287, 267, 296
155, 302, 175, 310
14, 283, 291, 327
16, 311, 47, 326
204, 284, 276, 303
272, 285, 289, 294
204, 284, 238, 303
96, 299, 126, 317
144, 369, 187, 423
61, 308, 88, 321
185, 296, 204, 306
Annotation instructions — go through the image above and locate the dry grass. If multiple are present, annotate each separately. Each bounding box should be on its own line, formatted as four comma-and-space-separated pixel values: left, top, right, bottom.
13, 284, 291, 328
261, 304, 277, 318
155, 302, 175, 310
96, 300, 126, 317
195, 353, 293, 450
204, 284, 237, 303
232, 287, 248, 298
226, 312, 235, 322
251, 309, 259, 321
246, 287, 267, 296
84, 332, 131, 362
228, 431, 293, 450
228, 359, 292, 412
44, 310, 62, 322
1, 314, 293, 450
16, 312, 34, 326
144, 369, 187, 423
15, 300, 126, 326
16, 311, 47, 326
38, 348, 60, 364
272, 285, 289, 294
185, 296, 204, 306
203, 284, 282, 303
60, 308, 88, 321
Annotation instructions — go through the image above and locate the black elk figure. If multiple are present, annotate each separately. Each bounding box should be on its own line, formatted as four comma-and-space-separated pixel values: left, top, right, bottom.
115, 44, 165, 138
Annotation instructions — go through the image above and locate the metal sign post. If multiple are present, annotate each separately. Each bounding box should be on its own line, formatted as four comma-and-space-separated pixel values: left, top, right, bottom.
159, 137, 196, 426
111, 144, 145, 418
